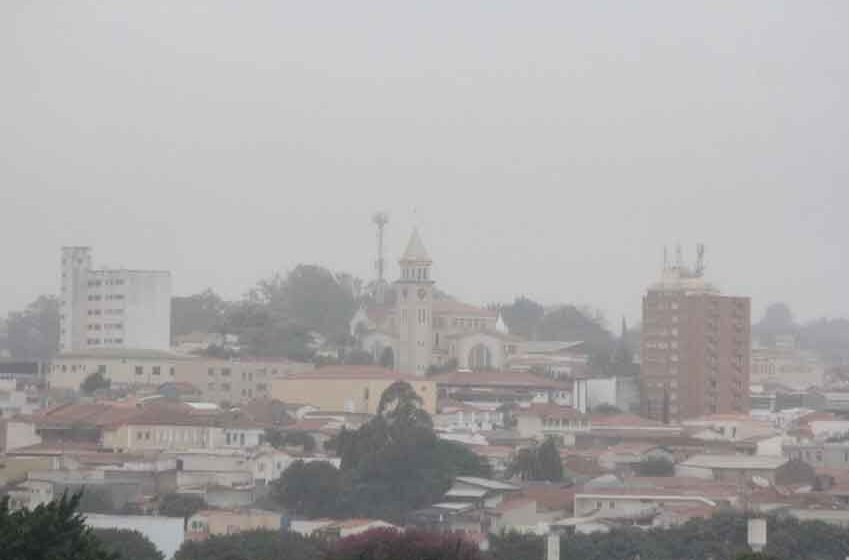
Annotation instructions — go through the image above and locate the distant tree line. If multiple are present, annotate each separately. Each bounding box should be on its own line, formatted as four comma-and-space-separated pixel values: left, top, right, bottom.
490, 511, 849, 560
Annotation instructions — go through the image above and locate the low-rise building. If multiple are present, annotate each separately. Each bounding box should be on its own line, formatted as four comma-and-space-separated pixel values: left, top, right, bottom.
186, 509, 282, 540
675, 454, 789, 483
515, 403, 588, 444
47, 349, 192, 390
271, 366, 436, 415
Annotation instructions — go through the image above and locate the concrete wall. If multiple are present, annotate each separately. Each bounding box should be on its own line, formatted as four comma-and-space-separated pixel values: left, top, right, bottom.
271, 376, 436, 414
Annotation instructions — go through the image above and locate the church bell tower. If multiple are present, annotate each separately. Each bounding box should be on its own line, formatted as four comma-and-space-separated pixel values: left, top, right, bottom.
395, 228, 434, 376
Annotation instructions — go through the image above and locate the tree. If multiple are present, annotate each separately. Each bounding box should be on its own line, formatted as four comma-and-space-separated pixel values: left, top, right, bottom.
283, 381, 478, 521
266, 429, 316, 452
500, 297, 545, 339
76, 487, 116, 514
490, 532, 544, 560
331, 528, 485, 560
175, 529, 323, 560
592, 403, 622, 415
434, 440, 493, 479
6, 295, 60, 360
537, 305, 616, 374
171, 289, 228, 339
634, 456, 675, 476
81, 371, 111, 395
0, 491, 115, 560
536, 438, 564, 482
507, 438, 563, 482
92, 529, 163, 560
274, 461, 344, 518
158, 493, 205, 520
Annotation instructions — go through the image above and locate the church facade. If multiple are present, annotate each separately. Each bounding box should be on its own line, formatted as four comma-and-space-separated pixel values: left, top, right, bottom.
350, 229, 519, 376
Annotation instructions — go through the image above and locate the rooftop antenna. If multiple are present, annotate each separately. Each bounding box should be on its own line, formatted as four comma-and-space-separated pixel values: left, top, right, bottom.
675, 243, 683, 269
695, 243, 705, 277
663, 246, 669, 271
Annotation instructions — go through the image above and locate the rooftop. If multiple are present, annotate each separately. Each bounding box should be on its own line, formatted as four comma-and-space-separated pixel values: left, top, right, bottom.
430, 371, 571, 390
679, 454, 789, 470
54, 348, 194, 361
515, 403, 584, 420
282, 365, 421, 382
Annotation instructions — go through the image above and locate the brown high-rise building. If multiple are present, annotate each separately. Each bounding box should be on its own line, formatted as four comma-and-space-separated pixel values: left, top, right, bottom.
640, 248, 750, 422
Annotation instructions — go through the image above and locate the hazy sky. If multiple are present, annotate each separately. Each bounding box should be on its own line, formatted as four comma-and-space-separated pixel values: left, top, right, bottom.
2, 1, 847, 326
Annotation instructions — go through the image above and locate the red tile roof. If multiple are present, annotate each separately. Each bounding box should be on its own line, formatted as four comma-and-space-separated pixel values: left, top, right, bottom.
432, 300, 497, 318
431, 371, 571, 390
515, 403, 584, 420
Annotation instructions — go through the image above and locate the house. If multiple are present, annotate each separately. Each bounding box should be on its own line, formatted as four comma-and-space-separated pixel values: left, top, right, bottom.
434, 400, 506, 432
186, 509, 282, 540
250, 447, 340, 485
514, 403, 588, 444
675, 454, 789, 483
570, 477, 739, 532
784, 442, 849, 469
580, 413, 682, 446
683, 414, 777, 442
431, 371, 572, 408
4, 480, 54, 510
310, 519, 400, 539
598, 443, 674, 473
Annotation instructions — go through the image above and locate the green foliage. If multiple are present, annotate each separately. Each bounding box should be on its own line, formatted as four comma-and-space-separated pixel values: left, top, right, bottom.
158, 493, 205, 519
489, 511, 849, 560
490, 532, 544, 560
435, 440, 493, 479
274, 460, 344, 518
174, 529, 324, 560
592, 403, 622, 415
81, 371, 111, 395
0, 491, 115, 560
276, 381, 483, 521
507, 438, 564, 482
332, 528, 485, 560
92, 528, 163, 560
171, 289, 228, 338
76, 487, 116, 514
5, 295, 59, 360
500, 297, 545, 339
537, 305, 615, 373
266, 429, 316, 452
634, 456, 675, 476
499, 298, 616, 373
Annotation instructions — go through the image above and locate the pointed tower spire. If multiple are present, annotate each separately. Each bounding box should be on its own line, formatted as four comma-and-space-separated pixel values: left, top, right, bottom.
496, 310, 509, 334
400, 227, 431, 263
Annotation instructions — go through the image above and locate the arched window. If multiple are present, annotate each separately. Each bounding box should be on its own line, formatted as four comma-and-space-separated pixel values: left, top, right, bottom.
469, 344, 492, 371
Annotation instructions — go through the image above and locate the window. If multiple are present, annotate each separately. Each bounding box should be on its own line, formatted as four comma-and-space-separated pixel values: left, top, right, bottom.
135, 365, 143, 375
169, 367, 175, 376
221, 383, 231, 390
208, 368, 215, 376
221, 368, 231, 377
152, 366, 161, 376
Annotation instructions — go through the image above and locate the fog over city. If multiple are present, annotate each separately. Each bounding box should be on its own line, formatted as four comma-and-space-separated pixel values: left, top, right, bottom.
2, 1, 847, 324
6, 4, 849, 560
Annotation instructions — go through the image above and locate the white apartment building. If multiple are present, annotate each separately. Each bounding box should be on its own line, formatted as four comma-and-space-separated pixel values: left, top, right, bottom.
60, 247, 171, 352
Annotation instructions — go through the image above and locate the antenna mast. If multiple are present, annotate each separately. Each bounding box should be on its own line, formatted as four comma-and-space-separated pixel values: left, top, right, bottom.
372, 211, 389, 284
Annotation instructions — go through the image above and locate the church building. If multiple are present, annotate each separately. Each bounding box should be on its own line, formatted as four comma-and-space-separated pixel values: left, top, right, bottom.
350, 229, 519, 376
